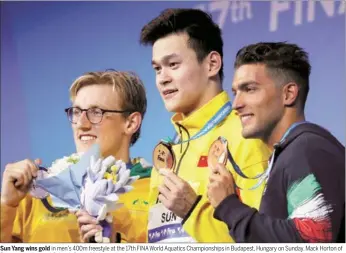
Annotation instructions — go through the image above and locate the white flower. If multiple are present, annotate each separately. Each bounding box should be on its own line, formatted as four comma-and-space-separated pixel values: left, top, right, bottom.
81, 156, 139, 218
47, 153, 83, 176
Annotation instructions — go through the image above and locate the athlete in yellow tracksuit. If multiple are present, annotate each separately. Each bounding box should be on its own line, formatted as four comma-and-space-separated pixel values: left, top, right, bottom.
0, 158, 151, 243
148, 92, 271, 242
140, 8, 271, 243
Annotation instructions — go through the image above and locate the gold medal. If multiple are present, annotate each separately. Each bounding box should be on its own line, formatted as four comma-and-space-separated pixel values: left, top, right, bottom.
153, 141, 175, 171
208, 137, 228, 171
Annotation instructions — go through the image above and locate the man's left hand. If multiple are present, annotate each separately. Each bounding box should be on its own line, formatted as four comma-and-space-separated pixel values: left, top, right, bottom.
158, 169, 198, 219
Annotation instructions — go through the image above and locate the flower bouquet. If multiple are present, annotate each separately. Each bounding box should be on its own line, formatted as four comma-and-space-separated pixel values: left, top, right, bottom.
31, 144, 138, 243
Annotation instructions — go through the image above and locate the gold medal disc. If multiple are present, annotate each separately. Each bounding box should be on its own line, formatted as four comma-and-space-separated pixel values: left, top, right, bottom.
153, 142, 175, 171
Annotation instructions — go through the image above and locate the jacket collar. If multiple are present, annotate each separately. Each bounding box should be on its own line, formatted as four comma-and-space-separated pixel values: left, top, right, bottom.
171, 91, 230, 136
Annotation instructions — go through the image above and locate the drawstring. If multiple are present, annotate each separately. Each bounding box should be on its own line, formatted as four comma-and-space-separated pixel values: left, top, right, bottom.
174, 123, 190, 176
179, 126, 183, 153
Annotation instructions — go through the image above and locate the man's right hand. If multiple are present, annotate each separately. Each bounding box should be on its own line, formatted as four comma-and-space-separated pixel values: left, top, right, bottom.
1, 159, 40, 208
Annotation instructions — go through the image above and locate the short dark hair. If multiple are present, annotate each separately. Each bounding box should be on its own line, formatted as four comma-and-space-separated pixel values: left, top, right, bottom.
140, 8, 224, 81
234, 42, 311, 109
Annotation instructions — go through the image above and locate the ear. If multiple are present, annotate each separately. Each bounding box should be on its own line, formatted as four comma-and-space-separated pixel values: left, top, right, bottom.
124, 112, 142, 137
205, 51, 222, 79
283, 82, 299, 106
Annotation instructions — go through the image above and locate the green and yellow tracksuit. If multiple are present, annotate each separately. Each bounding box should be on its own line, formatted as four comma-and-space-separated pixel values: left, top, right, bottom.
1, 157, 152, 243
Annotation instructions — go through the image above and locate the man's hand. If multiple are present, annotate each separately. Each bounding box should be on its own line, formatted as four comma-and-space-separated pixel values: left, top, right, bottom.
1, 159, 40, 208
158, 169, 198, 219
207, 163, 236, 208
75, 209, 103, 242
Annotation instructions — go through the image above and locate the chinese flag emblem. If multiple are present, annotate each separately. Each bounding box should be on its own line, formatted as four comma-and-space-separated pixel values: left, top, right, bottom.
197, 156, 208, 167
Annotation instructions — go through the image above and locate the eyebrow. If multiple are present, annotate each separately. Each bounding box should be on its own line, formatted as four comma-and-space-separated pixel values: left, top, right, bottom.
72, 104, 104, 109
233, 81, 259, 92
232, 81, 259, 94
152, 53, 180, 65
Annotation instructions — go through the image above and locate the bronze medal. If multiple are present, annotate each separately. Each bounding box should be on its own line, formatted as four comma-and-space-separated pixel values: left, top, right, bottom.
208, 137, 228, 171
153, 141, 175, 171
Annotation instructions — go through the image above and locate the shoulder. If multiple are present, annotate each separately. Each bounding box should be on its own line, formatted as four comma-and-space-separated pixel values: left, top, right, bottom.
282, 130, 344, 163
278, 130, 344, 189
130, 157, 153, 179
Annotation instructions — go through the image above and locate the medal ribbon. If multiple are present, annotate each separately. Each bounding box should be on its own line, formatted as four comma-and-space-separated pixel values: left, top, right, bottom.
162, 102, 232, 145
225, 121, 308, 190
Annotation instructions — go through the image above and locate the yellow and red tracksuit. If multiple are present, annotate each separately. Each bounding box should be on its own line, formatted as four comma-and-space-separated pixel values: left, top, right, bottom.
148, 91, 271, 242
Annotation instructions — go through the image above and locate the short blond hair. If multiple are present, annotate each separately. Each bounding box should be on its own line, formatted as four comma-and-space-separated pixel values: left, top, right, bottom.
69, 70, 147, 145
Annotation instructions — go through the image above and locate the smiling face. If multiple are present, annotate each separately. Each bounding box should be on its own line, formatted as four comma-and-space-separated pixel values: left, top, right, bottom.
71, 84, 127, 157
232, 64, 285, 141
151, 33, 211, 115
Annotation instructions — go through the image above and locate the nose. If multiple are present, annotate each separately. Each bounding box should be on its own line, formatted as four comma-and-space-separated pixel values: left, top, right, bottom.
232, 92, 245, 113
157, 68, 172, 86
76, 111, 92, 129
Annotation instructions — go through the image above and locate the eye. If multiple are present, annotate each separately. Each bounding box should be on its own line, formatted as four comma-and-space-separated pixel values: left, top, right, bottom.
89, 108, 103, 116
153, 66, 161, 73
169, 62, 178, 68
71, 108, 81, 116
245, 86, 257, 93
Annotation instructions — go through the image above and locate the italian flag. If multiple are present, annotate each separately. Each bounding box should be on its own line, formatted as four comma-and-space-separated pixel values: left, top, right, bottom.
287, 174, 333, 242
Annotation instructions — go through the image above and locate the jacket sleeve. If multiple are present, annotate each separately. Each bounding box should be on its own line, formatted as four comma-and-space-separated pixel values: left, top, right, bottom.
1, 203, 18, 242
214, 195, 303, 243
1, 195, 32, 242
182, 139, 270, 242
182, 194, 235, 242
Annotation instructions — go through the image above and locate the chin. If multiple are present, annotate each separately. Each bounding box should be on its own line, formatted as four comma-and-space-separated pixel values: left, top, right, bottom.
76, 147, 87, 154
243, 125, 267, 141
77, 143, 94, 153
164, 102, 180, 113
78, 146, 89, 153
242, 126, 257, 139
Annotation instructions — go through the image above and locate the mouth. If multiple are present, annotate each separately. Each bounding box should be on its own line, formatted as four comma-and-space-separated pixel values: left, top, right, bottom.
239, 114, 254, 125
162, 89, 178, 99
79, 134, 97, 144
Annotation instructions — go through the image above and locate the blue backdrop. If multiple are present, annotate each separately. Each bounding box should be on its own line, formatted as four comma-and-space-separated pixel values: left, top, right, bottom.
1, 1, 345, 174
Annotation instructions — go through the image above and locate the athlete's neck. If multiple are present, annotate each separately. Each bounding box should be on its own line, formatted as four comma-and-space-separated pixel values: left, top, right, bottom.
182, 86, 223, 118
104, 144, 131, 164
265, 113, 305, 150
